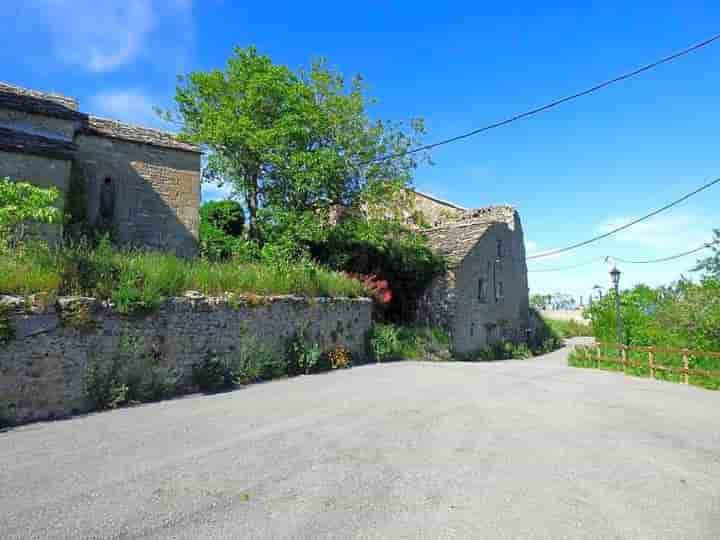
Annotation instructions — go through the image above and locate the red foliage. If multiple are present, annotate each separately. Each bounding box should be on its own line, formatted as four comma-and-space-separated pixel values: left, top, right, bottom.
348, 273, 392, 304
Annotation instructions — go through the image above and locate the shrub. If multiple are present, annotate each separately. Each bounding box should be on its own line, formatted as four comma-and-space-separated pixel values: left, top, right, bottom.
0, 177, 60, 245
369, 323, 452, 362
191, 336, 289, 391
287, 332, 323, 375
310, 218, 445, 322
200, 200, 245, 236
369, 323, 401, 362
81, 354, 129, 410
192, 353, 238, 392
326, 347, 352, 369
544, 317, 592, 339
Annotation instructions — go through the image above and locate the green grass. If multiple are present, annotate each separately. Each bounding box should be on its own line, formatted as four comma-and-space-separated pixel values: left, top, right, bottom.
568, 346, 720, 391
544, 317, 593, 338
0, 240, 367, 312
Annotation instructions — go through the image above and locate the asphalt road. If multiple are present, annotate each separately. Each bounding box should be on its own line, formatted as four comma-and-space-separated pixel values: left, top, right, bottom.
2, 338, 719, 540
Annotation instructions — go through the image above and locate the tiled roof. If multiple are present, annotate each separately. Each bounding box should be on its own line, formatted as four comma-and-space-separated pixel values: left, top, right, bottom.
423, 206, 516, 267
0, 82, 82, 120
0, 82, 201, 154
81, 116, 201, 153
0, 127, 77, 160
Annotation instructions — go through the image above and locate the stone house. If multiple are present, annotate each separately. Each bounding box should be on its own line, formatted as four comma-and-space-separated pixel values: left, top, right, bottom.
0, 82, 201, 256
416, 202, 530, 355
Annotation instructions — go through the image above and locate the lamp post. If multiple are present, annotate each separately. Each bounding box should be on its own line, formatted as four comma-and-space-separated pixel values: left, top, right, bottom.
610, 265, 623, 344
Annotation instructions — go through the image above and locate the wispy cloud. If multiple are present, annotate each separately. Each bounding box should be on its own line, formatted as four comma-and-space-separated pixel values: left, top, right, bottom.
595, 211, 713, 250
34, 1, 192, 73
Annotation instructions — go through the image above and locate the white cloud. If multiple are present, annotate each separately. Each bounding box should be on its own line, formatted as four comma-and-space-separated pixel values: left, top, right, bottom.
36, 1, 192, 72
89, 89, 163, 127
595, 211, 712, 250
525, 240, 538, 253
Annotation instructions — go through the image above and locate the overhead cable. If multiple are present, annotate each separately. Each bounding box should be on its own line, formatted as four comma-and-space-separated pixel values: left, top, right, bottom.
365, 32, 720, 164
526, 176, 720, 260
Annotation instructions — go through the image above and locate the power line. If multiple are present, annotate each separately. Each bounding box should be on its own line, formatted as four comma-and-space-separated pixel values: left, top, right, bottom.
527, 257, 605, 273
612, 242, 717, 264
365, 32, 720, 164
526, 175, 720, 260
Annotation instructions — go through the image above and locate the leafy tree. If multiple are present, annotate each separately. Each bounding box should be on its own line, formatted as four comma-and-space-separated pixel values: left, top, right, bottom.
167, 46, 427, 242
200, 200, 245, 236
0, 177, 60, 245
309, 217, 444, 322
529, 293, 547, 309
693, 229, 720, 278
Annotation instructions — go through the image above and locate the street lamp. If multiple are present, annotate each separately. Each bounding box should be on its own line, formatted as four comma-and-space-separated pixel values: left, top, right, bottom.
609, 265, 623, 344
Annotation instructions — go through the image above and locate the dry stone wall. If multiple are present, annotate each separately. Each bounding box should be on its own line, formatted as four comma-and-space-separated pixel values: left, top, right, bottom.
0, 295, 372, 424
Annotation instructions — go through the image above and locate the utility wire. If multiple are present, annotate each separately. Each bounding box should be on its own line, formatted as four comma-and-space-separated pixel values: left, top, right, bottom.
526, 242, 718, 272
526, 175, 720, 260
527, 257, 605, 273
612, 242, 717, 264
365, 32, 720, 164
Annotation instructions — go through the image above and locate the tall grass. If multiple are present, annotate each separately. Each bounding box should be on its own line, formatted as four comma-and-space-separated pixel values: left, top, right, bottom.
544, 317, 592, 338
0, 240, 367, 312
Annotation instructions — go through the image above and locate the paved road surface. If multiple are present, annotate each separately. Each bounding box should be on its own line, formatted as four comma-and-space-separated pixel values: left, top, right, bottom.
2, 339, 719, 539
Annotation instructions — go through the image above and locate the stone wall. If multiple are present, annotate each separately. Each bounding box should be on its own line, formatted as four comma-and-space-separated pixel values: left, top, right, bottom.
73, 134, 201, 257
412, 191, 465, 227
0, 295, 372, 424
416, 270, 457, 335
0, 109, 78, 140
452, 218, 529, 353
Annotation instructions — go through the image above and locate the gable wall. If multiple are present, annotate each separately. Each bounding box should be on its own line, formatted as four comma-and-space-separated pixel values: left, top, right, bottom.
412, 191, 465, 227
74, 134, 200, 257
452, 216, 529, 354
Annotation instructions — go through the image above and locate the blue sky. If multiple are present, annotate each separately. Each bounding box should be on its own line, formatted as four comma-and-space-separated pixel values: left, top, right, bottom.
4, 1, 720, 300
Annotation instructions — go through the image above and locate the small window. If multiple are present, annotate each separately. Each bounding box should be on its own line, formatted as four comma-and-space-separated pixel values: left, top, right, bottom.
470, 322, 475, 337
478, 278, 488, 303
496, 238, 503, 259
495, 280, 504, 302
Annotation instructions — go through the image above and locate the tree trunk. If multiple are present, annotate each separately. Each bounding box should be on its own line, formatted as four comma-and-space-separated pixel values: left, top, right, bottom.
245, 172, 260, 240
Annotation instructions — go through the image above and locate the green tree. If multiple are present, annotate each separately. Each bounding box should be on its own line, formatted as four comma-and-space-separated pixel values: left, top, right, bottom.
529, 293, 547, 309
0, 177, 60, 245
167, 46, 427, 242
693, 229, 720, 278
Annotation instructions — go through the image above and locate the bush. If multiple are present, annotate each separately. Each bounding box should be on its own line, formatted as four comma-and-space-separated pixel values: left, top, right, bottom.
587, 279, 720, 352
544, 317, 592, 338
310, 218, 445, 322
369, 323, 452, 362
200, 200, 245, 236
192, 353, 238, 392
369, 323, 401, 362
81, 334, 181, 409
326, 347, 352, 369
0, 177, 60, 245
286, 331, 323, 375
81, 354, 129, 410
192, 336, 289, 391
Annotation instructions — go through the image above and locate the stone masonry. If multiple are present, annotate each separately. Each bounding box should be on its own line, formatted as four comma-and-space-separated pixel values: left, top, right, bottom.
0, 295, 372, 424
416, 205, 530, 354
0, 82, 201, 256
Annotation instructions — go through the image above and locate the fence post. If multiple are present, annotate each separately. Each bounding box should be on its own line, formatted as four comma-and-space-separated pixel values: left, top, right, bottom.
596, 345, 601, 368
648, 349, 655, 380
682, 350, 689, 384
621, 346, 627, 373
